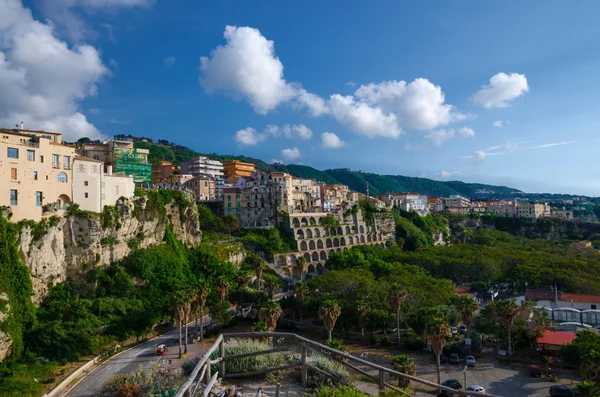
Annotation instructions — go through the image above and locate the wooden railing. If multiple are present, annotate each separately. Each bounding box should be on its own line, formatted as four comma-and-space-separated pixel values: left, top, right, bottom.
175, 332, 499, 397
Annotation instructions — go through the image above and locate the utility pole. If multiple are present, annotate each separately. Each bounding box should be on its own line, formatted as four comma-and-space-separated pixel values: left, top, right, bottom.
366, 182, 370, 198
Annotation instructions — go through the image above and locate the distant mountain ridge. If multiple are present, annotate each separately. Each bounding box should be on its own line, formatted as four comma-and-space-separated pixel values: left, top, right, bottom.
133, 141, 532, 198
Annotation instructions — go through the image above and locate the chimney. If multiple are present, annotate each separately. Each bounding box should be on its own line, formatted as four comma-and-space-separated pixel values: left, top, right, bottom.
20, 121, 24, 130
106, 165, 113, 176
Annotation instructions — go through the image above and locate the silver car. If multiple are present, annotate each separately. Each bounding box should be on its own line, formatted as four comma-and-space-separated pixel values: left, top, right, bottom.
466, 355, 476, 366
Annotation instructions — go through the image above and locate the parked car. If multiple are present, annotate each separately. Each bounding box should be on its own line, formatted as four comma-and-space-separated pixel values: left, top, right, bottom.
466, 385, 486, 396
458, 325, 467, 334
441, 379, 462, 390
466, 356, 476, 366
449, 353, 460, 364
423, 345, 433, 353
439, 353, 446, 363
527, 364, 542, 377
451, 326, 458, 334
549, 385, 575, 397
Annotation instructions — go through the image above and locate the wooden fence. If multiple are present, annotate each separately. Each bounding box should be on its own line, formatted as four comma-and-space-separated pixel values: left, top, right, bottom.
175, 332, 500, 397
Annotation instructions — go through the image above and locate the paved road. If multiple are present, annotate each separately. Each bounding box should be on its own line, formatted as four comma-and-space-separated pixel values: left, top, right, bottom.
65, 319, 211, 397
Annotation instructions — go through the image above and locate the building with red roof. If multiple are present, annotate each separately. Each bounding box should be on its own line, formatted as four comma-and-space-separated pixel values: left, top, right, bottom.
536, 330, 577, 351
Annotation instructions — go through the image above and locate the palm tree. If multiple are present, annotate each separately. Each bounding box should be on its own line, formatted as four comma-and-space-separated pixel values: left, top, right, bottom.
576, 380, 600, 397
295, 257, 307, 282
319, 299, 342, 342
495, 299, 519, 356
183, 296, 192, 354
194, 283, 210, 341
264, 278, 279, 299
253, 258, 266, 292
215, 277, 230, 302
392, 355, 416, 389
258, 300, 283, 332
356, 300, 371, 338
172, 290, 191, 358
389, 285, 408, 346
295, 282, 309, 323
425, 316, 450, 385
456, 295, 479, 339
252, 320, 268, 332
235, 271, 250, 290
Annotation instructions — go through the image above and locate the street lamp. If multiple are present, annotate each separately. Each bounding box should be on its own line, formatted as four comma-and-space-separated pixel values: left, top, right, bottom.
463, 366, 468, 388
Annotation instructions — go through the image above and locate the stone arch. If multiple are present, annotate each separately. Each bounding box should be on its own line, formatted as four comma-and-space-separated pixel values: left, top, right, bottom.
326, 238, 333, 248
304, 253, 311, 262
320, 250, 327, 260
348, 236, 354, 245
345, 226, 351, 235
311, 252, 319, 262
314, 228, 321, 238
288, 254, 297, 265
306, 228, 313, 239
367, 234, 372, 242
296, 229, 305, 239
378, 233, 383, 241
352, 225, 357, 234
309, 240, 316, 250
323, 228, 329, 237
330, 228, 337, 236
336, 248, 342, 252
292, 218, 300, 228
317, 263, 324, 274
308, 264, 316, 273
300, 241, 308, 251
340, 237, 346, 246
359, 225, 365, 234
343, 247, 348, 251
57, 194, 72, 208
329, 249, 335, 256
301, 217, 309, 227
337, 227, 343, 235
333, 237, 340, 247
360, 235, 365, 243
276, 255, 286, 266
292, 267, 302, 279
309, 217, 317, 226
317, 239, 324, 249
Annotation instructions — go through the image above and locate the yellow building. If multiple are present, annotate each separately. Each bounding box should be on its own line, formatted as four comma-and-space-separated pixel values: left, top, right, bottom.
0, 128, 75, 221
223, 160, 256, 183
183, 175, 216, 202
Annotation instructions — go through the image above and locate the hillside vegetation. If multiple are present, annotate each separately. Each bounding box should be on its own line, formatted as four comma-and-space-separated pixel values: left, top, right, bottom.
135, 141, 521, 197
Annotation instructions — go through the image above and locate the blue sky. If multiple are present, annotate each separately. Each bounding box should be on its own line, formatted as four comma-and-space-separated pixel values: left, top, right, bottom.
4, 1, 600, 195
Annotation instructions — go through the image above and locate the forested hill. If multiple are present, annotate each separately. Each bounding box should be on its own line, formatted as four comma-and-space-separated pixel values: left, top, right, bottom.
134, 141, 522, 197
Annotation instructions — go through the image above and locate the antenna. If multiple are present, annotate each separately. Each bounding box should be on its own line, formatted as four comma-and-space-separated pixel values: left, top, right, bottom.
366, 182, 370, 198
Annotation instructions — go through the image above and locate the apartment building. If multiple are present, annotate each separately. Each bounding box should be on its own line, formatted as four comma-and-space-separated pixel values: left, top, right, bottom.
72, 157, 135, 213
183, 175, 216, 202
223, 160, 256, 183
443, 195, 471, 208
79, 139, 151, 184
0, 128, 76, 221
151, 161, 180, 184
516, 203, 550, 219
223, 187, 242, 219
180, 156, 224, 179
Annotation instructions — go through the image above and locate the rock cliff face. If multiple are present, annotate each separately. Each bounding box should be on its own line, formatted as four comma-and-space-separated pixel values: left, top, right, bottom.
373, 213, 396, 239
17, 192, 202, 303
0, 292, 11, 363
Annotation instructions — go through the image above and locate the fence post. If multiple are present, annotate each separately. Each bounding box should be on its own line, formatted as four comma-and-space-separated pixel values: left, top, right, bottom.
301, 342, 307, 387
219, 338, 225, 378
378, 368, 385, 395
205, 361, 211, 384
275, 383, 281, 397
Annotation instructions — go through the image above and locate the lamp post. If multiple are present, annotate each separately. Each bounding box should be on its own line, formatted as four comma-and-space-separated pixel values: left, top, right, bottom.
463, 366, 468, 388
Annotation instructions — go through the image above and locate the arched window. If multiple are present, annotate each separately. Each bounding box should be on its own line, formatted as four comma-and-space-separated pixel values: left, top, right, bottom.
58, 172, 68, 183
93, 155, 100, 160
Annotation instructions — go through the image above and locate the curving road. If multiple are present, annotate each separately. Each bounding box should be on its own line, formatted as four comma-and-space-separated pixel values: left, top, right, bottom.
64, 319, 211, 397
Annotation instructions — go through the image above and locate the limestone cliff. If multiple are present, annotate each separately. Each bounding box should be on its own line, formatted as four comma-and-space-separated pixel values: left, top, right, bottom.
16, 191, 202, 303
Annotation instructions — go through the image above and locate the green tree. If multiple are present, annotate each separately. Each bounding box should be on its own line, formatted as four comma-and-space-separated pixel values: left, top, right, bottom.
258, 300, 282, 332
295, 282, 309, 323
425, 316, 450, 386
455, 295, 478, 339
495, 299, 519, 356
392, 355, 415, 389
194, 282, 210, 341
319, 299, 342, 342
389, 285, 408, 346
356, 300, 371, 338
263, 276, 279, 299
221, 214, 240, 236
172, 290, 192, 358
577, 380, 600, 397
216, 277, 230, 302
295, 257, 307, 282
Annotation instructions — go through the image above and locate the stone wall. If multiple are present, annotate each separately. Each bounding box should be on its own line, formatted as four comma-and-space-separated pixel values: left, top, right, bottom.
16, 192, 202, 303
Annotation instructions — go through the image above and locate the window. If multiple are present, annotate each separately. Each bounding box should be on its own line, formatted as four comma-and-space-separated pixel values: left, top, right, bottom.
84, 181, 89, 186
64, 156, 71, 170
33, 171, 38, 180
10, 168, 17, 180
10, 190, 17, 206
40, 155, 44, 163
92, 165, 98, 173
7, 147, 18, 159
93, 155, 100, 160
58, 172, 68, 183
101, 194, 105, 201
36, 192, 42, 206
78, 164, 85, 172
592, 304, 597, 310
85, 193, 89, 198
27, 150, 35, 161
52, 154, 60, 168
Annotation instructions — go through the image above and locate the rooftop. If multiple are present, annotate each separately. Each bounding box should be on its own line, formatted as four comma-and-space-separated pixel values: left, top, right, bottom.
561, 292, 600, 304
536, 330, 577, 346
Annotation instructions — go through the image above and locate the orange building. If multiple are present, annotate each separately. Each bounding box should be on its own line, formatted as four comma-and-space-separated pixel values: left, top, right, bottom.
151, 161, 179, 184
223, 160, 256, 183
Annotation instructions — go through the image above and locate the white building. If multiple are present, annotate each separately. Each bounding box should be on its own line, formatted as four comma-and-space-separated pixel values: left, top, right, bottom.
443, 195, 471, 208
73, 157, 135, 212
180, 156, 224, 179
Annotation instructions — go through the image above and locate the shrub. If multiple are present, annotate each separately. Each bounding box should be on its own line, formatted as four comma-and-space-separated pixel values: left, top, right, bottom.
307, 355, 353, 388
312, 386, 369, 397
214, 338, 286, 375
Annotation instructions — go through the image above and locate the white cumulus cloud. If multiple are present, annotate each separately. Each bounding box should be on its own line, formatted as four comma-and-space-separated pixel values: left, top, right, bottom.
281, 147, 301, 161
425, 127, 475, 147
321, 132, 345, 149
434, 170, 461, 180
457, 127, 475, 138
328, 94, 399, 138
236, 124, 313, 146
493, 120, 504, 128
473, 73, 529, 108
200, 26, 326, 116
0, 0, 108, 141
235, 127, 266, 146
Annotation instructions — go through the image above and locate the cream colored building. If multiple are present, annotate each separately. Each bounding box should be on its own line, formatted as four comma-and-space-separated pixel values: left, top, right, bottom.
516, 203, 550, 219
73, 157, 135, 213
184, 175, 216, 202
0, 128, 75, 221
